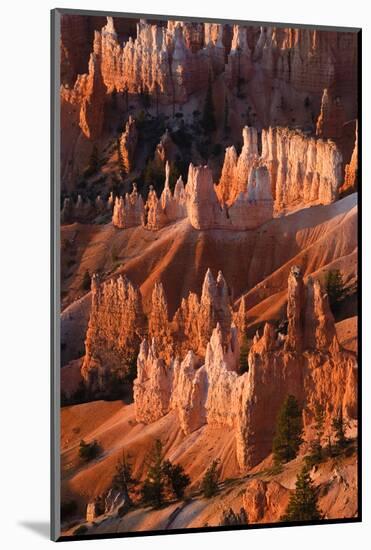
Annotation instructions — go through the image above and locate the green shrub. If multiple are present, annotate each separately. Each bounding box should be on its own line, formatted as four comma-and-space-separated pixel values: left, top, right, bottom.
325, 270, 345, 313
141, 440, 165, 508
162, 460, 190, 499
201, 459, 220, 498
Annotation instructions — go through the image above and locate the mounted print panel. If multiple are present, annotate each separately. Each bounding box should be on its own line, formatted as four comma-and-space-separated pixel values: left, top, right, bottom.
51, 8, 361, 542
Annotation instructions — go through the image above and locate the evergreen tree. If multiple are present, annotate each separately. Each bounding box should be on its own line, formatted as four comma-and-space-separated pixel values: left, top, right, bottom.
281, 467, 322, 522
325, 270, 345, 313
162, 460, 190, 499
201, 459, 220, 498
141, 439, 165, 508
272, 395, 303, 464
111, 451, 137, 504
332, 408, 347, 451
306, 401, 325, 467
201, 72, 216, 134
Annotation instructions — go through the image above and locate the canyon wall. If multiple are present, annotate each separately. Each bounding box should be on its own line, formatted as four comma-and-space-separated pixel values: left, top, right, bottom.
250, 27, 357, 97
88, 17, 223, 104
61, 17, 358, 143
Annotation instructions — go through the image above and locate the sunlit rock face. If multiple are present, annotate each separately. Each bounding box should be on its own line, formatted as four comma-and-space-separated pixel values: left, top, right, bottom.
87, 17, 225, 105
186, 162, 273, 231
81, 274, 145, 392
249, 26, 357, 97
134, 338, 173, 424
119, 116, 138, 174
112, 184, 144, 229
111, 127, 340, 231
217, 127, 259, 205
261, 126, 342, 208
133, 266, 357, 471
342, 121, 358, 194
217, 125, 342, 211
61, 47, 106, 140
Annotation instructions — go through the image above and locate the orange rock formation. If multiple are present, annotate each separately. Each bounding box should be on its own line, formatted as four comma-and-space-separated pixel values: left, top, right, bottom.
81, 274, 145, 391
133, 266, 357, 470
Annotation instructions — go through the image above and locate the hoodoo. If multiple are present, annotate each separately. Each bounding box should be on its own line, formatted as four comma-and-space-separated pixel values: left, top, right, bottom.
59, 14, 359, 535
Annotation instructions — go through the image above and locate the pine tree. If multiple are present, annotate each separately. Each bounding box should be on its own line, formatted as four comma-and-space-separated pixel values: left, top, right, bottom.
281, 467, 322, 522
332, 408, 347, 451
111, 451, 137, 505
306, 401, 325, 466
272, 395, 303, 464
325, 270, 345, 313
201, 459, 220, 498
141, 439, 165, 508
162, 460, 190, 500
202, 72, 216, 134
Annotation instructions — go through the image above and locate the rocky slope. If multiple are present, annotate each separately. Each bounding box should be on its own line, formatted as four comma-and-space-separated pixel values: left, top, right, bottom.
60, 397, 357, 534
61, 193, 357, 367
